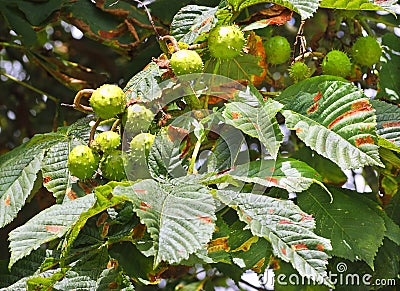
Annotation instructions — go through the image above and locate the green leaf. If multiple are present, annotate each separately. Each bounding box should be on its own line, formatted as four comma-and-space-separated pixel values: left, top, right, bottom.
297, 186, 386, 269
281, 78, 383, 170
148, 128, 187, 180
372, 238, 400, 282
170, 5, 218, 44
216, 190, 333, 288
372, 100, 400, 148
8, 194, 96, 268
211, 125, 245, 172
1, 269, 62, 291
60, 186, 127, 264
320, 0, 398, 13
291, 145, 348, 187
221, 158, 328, 193
0, 131, 64, 228
14, 0, 62, 26
113, 177, 216, 265
0, 5, 37, 46
228, 0, 320, 20
204, 54, 263, 81
123, 62, 168, 103
223, 100, 283, 159
0, 150, 44, 228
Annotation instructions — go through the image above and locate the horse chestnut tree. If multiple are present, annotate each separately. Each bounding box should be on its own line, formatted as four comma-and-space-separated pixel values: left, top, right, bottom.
0, 1, 399, 290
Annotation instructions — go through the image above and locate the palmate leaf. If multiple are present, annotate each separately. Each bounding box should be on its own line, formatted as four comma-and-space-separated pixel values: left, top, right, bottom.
228, 0, 320, 20
372, 100, 400, 148
297, 186, 386, 268
216, 190, 333, 288
223, 100, 283, 159
222, 158, 328, 193
280, 78, 383, 170
204, 54, 263, 81
113, 177, 216, 265
8, 194, 96, 268
170, 5, 217, 44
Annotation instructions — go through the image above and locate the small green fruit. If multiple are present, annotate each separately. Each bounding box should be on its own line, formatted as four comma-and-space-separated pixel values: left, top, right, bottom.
129, 132, 155, 162
101, 150, 127, 181
352, 36, 382, 67
265, 36, 291, 65
208, 25, 245, 59
92, 131, 121, 153
68, 145, 99, 179
122, 104, 154, 133
289, 62, 311, 83
90, 84, 126, 119
170, 49, 203, 76
321, 50, 351, 78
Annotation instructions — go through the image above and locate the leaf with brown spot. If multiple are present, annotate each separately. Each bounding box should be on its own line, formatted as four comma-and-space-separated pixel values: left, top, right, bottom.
281, 77, 383, 170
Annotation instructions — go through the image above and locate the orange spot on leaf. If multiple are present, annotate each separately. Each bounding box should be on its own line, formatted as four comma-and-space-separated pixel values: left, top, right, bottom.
265, 177, 278, 184
132, 223, 146, 239
355, 136, 375, 146
328, 100, 372, 129
292, 243, 308, 250
96, 212, 109, 227
278, 220, 293, 225
45, 225, 65, 233
67, 188, 78, 200
231, 112, 242, 119
198, 216, 213, 224
306, 102, 319, 114
281, 247, 287, 256
43, 176, 51, 184
252, 257, 266, 273
313, 91, 323, 102
316, 244, 325, 251
382, 121, 400, 128
4, 195, 11, 206
208, 237, 230, 252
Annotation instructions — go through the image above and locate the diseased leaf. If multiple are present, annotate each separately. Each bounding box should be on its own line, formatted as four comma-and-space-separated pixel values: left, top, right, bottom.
113, 177, 216, 265
223, 100, 283, 159
219, 158, 327, 193
297, 186, 386, 268
217, 190, 333, 288
170, 5, 218, 44
0, 131, 67, 228
281, 78, 383, 170
8, 194, 96, 268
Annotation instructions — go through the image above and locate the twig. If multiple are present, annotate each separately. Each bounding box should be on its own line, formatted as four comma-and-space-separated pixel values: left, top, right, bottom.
160, 35, 179, 52
133, 0, 161, 40
72, 89, 94, 114
88, 118, 102, 146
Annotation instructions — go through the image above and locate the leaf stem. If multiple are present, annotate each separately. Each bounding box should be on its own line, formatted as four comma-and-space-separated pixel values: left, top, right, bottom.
188, 138, 203, 175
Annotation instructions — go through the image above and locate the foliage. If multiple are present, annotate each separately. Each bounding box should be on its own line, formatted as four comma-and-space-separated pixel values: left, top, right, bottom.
0, 0, 400, 290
